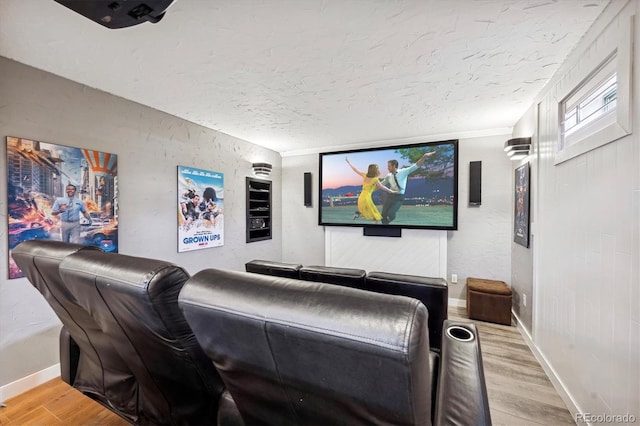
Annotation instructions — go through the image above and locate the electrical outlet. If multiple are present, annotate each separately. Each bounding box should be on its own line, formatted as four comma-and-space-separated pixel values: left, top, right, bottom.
451, 274, 458, 284
522, 293, 527, 307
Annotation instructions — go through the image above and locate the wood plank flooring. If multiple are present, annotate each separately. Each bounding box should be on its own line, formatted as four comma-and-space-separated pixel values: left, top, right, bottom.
1, 306, 574, 425
448, 306, 575, 425
0, 377, 128, 425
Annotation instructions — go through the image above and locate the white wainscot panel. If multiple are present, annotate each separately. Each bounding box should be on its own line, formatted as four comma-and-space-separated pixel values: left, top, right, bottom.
325, 227, 447, 278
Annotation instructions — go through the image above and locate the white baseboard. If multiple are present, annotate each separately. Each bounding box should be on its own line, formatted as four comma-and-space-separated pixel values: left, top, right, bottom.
0, 364, 60, 403
511, 311, 581, 422
448, 297, 466, 308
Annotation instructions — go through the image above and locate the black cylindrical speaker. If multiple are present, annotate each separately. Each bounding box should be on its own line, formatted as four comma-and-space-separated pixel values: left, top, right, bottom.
304, 172, 312, 207
469, 161, 482, 206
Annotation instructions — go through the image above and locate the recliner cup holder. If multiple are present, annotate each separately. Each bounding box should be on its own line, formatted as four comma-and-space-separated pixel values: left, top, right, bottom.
446, 325, 475, 342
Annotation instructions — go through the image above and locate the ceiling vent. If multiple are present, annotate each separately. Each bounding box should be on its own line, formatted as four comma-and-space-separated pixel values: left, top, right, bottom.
54, 0, 175, 29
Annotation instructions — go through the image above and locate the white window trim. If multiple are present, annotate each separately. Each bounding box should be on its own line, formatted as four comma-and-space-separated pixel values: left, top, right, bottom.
554, 13, 633, 165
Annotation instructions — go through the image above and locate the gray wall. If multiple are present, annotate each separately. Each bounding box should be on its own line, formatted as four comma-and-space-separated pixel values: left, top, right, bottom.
510, 105, 536, 330
281, 154, 326, 265
447, 135, 512, 300
0, 57, 282, 387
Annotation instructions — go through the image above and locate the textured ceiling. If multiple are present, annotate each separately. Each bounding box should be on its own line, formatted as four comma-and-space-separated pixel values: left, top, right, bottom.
0, 0, 609, 155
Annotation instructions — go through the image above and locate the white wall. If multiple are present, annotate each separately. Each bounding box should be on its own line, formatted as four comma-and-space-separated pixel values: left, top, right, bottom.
0, 57, 282, 390
326, 227, 447, 278
516, 0, 639, 419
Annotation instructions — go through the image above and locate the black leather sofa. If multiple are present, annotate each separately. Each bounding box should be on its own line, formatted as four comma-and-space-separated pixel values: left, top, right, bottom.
180, 268, 491, 425
246, 260, 449, 352
13, 241, 490, 425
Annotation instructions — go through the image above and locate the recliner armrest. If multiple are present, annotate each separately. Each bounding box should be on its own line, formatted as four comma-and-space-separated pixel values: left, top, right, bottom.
433, 320, 491, 426
299, 265, 366, 288
245, 259, 302, 278
59, 326, 79, 386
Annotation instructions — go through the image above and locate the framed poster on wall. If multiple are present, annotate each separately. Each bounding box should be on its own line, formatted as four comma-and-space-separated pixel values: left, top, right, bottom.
177, 166, 224, 252
6, 136, 119, 279
514, 162, 530, 248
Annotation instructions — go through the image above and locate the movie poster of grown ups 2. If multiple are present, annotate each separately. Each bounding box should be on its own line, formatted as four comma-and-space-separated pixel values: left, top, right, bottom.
177, 165, 224, 252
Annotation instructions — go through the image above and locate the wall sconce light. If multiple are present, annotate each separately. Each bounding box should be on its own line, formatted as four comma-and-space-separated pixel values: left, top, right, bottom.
504, 137, 531, 161
252, 162, 272, 177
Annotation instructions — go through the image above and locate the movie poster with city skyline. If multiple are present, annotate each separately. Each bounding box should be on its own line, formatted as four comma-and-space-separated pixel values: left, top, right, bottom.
177, 165, 224, 252
7, 136, 119, 279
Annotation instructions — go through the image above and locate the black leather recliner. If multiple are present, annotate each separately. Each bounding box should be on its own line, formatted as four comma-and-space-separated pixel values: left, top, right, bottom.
11, 240, 139, 422
14, 242, 487, 425
58, 248, 227, 425
246, 260, 449, 351
13, 240, 233, 425
366, 271, 448, 352
180, 268, 491, 426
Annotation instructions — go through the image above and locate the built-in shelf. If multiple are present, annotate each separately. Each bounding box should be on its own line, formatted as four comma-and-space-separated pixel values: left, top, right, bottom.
246, 177, 272, 243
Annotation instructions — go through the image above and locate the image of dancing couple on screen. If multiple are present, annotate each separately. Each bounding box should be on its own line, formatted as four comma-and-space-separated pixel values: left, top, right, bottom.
346, 150, 435, 224
345, 157, 397, 224
378, 151, 434, 224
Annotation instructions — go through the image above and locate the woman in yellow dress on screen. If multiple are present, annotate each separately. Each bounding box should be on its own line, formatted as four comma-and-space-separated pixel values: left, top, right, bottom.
345, 157, 397, 224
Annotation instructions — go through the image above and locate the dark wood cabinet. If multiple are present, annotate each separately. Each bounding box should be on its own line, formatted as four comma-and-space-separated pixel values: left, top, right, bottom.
246, 177, 272, 242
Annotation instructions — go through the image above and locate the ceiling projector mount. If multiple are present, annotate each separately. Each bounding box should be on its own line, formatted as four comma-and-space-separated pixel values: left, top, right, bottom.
54, 0, 175, 29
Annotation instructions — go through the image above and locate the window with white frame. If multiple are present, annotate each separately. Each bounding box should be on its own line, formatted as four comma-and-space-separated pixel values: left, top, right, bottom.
554, 11, 632, 165
560, 54, 617, 149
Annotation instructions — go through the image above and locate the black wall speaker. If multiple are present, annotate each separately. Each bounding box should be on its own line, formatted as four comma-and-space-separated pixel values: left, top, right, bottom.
304, 172, 312, 207
469, 161, 482, 206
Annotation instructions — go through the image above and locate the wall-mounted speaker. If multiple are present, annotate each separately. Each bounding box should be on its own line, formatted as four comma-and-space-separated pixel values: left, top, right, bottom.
304, 172, 312, 207
363, 227, 402, 237
469, 161, 482, 206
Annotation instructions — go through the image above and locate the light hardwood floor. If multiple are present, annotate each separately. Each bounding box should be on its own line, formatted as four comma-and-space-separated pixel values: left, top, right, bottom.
1, 306, 574, 425
448, 306, 575, 425
0, 378, 128, 425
